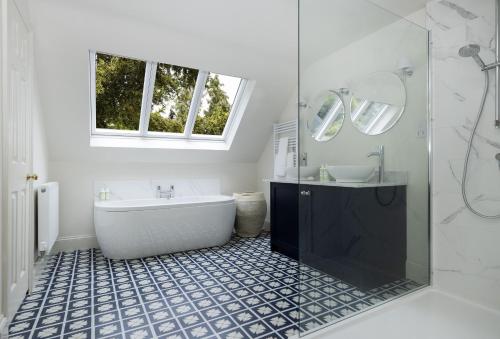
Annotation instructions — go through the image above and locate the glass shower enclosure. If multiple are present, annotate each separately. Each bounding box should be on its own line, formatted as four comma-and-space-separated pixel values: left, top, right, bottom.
297, 0, 430, 334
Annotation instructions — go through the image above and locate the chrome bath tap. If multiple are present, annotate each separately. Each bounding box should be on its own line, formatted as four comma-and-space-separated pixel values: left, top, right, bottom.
367, 145, 385, 183
156, 185, 175, 199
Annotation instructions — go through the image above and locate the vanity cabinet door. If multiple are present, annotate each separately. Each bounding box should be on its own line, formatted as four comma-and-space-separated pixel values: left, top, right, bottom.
303, 185, 407, 290
270, 182, 299, 259
270, 182, 407, 290
299, 185, 347, 276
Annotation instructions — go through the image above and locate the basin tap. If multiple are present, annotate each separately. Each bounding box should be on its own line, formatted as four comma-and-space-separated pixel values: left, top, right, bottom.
156, 185, 175, 199
300, 152, 308, 166
496, 153, 500, 169
367, 145, 384, 183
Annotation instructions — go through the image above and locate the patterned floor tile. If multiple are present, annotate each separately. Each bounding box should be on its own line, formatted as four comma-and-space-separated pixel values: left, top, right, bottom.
7, 234, 422, 338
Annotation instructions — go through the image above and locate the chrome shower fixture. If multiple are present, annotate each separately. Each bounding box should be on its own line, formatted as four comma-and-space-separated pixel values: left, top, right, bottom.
458, 44, 486, 69
457, 43, 500, 218
459, 43, 500, 74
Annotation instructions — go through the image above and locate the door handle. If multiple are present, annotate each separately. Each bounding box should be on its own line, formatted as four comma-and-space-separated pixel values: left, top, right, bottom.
26, 174, 38, 181
300, 190, 311, 196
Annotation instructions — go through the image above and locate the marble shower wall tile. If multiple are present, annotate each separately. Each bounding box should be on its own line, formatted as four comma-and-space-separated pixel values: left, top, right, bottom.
428, 0, 500, 310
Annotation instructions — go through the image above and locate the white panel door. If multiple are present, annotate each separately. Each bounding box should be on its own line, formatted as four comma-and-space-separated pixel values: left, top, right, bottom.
2, 0, 33, 319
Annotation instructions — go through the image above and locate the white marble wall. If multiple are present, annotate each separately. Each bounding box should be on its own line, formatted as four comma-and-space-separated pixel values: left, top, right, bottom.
428, 0, 500, 310
94, 179, 221, 201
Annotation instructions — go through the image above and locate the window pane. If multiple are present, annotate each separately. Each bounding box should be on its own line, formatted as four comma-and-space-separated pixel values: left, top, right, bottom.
148, 63, 199, 133
193, 73, 242, 136
95, 53, 146, 131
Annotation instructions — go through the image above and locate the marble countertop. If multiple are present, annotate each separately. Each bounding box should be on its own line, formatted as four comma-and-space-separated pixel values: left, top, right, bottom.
263, 171, 408, 188
263, 178, 406, 188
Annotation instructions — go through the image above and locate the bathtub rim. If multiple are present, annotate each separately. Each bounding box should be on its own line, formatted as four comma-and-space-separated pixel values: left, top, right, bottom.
94, 195, 235, 212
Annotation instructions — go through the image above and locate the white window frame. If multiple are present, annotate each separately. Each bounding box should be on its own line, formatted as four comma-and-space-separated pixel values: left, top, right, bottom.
89, 51, 253, 150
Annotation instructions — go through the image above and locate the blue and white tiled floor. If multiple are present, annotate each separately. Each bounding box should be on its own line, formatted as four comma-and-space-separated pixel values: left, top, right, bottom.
8, 234, 422, 339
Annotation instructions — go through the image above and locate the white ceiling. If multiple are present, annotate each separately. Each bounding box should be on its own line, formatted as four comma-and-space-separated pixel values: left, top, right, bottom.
28, 0, 426, 164
53, 0, 298, 62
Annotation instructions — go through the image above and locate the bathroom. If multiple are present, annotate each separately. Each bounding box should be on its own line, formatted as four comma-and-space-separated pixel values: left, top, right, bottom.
1, 0, 499, 338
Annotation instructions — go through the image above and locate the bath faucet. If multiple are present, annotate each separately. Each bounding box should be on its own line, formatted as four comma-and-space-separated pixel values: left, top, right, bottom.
367, 145, 384, 183
156, 185, 175, 199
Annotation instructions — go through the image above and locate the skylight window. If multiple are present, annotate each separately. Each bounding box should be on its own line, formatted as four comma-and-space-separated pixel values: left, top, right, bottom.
193, 73, 242, 136
148, 63, 199, 134
95, 54, 146, 133
89, 51, 252, 150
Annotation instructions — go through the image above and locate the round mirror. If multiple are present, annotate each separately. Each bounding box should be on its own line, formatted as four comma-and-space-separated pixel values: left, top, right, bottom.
306, 90, 345, 142
350, 72, 406, 135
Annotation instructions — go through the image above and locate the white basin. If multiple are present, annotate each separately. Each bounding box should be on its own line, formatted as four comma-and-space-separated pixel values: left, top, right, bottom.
286, 166, 319, 180
326, 165, 375, 183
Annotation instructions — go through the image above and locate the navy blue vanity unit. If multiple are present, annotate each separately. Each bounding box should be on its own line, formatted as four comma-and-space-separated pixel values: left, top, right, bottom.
270, 180, 407, 291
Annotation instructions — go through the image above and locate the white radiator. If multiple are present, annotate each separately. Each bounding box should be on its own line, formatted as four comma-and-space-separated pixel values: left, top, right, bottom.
38, 182, 59, 254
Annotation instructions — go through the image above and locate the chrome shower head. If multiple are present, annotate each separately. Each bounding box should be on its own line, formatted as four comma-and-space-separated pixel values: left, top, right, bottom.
459, 44, 480, 57
459, 44, 486, 68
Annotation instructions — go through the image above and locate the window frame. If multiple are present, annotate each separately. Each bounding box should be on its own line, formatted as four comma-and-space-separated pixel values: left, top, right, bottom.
89, 51, 250, 149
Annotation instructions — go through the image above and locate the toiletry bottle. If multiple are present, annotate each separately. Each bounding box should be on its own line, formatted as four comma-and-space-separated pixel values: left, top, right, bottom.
320, 165, 325, 182
104, 188, 110, 200
99, 188, 106, 201
323, 165, 329, 182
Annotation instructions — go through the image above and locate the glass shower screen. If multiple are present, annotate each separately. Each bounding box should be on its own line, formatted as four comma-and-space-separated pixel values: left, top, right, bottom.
297, 0, 430, 334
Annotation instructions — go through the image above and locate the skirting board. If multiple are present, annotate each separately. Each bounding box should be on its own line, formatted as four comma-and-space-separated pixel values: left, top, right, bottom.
52, 235, 99, 253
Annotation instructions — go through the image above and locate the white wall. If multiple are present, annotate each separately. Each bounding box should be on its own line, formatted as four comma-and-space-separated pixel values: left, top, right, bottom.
50, 161, 257, 250
428, 0, 500, 311
32, 82, 49, 187
32, 72, 50, 255
257, 12, 430, 283
0, 0, 5, 331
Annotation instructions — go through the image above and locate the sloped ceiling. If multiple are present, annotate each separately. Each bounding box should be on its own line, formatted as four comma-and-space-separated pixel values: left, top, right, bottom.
29, 0, 425, 164
30, 0, 298, 164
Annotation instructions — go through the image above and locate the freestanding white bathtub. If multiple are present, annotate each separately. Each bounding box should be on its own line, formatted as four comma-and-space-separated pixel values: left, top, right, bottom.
94, 195, 236, 259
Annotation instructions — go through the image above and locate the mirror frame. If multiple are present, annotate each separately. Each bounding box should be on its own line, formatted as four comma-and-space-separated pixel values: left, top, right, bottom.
306, 90, 346, 142
349, 71, 407, 136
